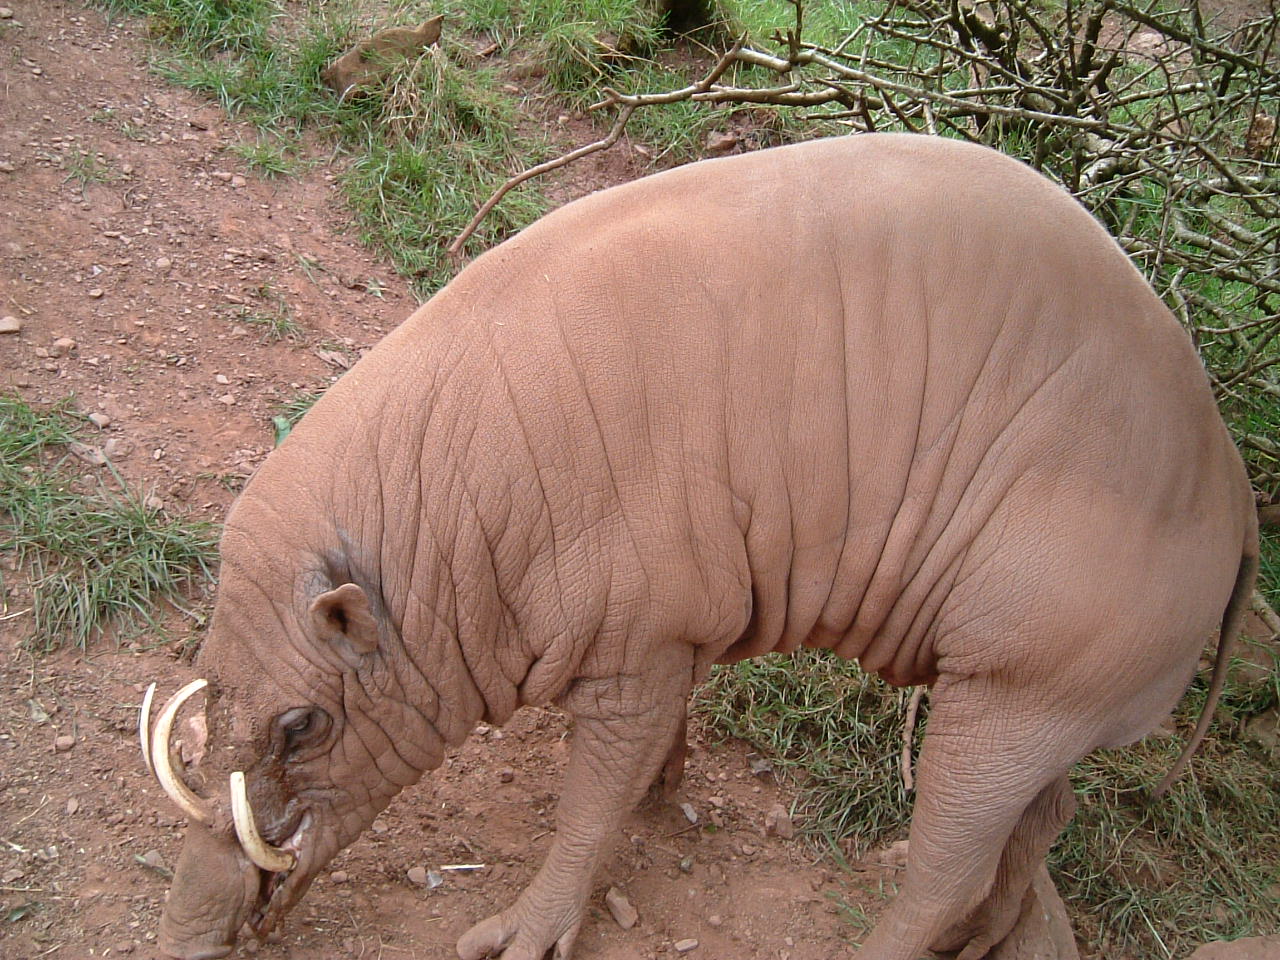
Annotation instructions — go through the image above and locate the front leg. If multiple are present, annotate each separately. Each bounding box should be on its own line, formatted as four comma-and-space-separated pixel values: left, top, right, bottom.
457, 658, 692, 960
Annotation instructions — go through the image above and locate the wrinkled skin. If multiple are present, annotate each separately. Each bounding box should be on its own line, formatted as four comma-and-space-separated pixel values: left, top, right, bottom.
151, 134, 1258, 960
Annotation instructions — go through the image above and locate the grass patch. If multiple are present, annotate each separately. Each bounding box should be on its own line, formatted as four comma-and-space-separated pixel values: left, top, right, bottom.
229, 135, 305, 177
694, 650, 914, 848
62, 149, 118, 186
338, 44, 550, 291
0, 395, 217, 650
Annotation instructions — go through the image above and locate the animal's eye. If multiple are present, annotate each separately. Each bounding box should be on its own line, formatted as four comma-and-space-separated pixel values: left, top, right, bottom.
277, 707, 329, 755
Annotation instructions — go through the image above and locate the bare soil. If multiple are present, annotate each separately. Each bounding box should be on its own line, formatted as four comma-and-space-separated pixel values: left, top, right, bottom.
0, 3, 892, 957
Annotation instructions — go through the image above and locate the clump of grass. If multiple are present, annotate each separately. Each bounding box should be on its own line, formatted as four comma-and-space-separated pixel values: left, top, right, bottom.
694, 650, 916, 848
271, 389, 326, 446
340, 44, 549, 291
235, 307, 302, 341
0, 395, 218, 650
230, 135, 304, 177
232, 283, 302, 341
63, 149, 117, 186
454, 0, 662, 98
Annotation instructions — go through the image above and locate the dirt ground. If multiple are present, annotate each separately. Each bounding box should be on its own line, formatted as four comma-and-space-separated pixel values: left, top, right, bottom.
0, 2, 900, 958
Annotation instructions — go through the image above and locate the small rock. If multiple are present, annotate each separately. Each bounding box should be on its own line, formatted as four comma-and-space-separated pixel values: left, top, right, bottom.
674, 939, 699, 953
708, 795, 725, 808
155, 256, 172, 272
1, 868, 25, 883
212, 171, 232, 182
215, 373, 230, 385
705, 131, 739, 153
103, 437, 134, 460
707, 915, 723, 928
88, 412, 111, 429
875, 840, 910, 869
112, 944, 135, 955
498, 768, 515, 783
231, 175, 247, 188
0, 315, 20, 334
605, 886, 638, 930
54, 734, 75, 752
141, 849, 166, 871
679, 802, 698, 825
330, 870, 348, 884
764, 804, 794, 840
66, 797, 79, 815
50, 336, 76, 356
678, 856, 694, 873
739, 843, 756, 856
407, 866, 429, 886
0, 8, 12, 18
217, 393, 236, 405
748, 755, 774, 777
88, 288, 104, 299
0, 161, 14, 174
68, 442, 106, 466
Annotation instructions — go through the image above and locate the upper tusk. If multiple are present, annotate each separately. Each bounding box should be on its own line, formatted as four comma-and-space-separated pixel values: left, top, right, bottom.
138, 681, 156, 777
230, 771, 296, 873
150, 679, 212, 825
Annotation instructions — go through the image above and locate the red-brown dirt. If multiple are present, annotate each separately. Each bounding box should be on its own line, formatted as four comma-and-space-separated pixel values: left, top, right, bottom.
0, 3, 895, 958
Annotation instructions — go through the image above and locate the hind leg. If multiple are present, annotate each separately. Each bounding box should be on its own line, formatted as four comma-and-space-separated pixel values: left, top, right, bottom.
931, 776, 1077, 959
856, 675, 1090, 960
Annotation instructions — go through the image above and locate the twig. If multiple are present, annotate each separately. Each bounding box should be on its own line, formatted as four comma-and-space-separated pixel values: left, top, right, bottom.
447, 104, 636, 257
1252, 590, 1280, 641
900, 686, 925, 792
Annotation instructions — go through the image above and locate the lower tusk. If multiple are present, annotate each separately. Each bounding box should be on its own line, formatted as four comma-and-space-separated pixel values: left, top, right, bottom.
150, 679, 212, 824
138, 682, 156, 777
230, 771, 296, 873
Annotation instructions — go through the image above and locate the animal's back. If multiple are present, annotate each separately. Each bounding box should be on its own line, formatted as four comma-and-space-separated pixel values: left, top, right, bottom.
289, 134, 1252, 700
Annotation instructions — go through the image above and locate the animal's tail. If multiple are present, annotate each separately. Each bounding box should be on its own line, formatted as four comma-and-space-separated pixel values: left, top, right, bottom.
1151, 539, 1260, 799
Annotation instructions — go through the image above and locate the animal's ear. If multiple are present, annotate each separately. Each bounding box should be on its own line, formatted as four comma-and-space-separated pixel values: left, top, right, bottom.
419, 15, 443, 46
309, 583, 379, 658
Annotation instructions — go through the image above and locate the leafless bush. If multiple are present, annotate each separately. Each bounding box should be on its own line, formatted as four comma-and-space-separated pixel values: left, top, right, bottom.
457, 0, 1280, 498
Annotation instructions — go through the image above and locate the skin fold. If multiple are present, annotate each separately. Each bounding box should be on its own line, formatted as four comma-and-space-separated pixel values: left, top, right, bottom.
149, 134, 1258, 960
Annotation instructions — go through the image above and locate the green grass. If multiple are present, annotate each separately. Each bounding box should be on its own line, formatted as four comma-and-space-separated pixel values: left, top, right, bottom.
230, 135, 305, 177
694, 651, 915, 847
0, 395, 218, 650
271, 389, 326, 445
338, 45, 550, 291
62, 149, 117, 186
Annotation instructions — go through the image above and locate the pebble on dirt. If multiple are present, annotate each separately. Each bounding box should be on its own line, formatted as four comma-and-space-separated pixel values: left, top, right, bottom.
0, 315, 21, 333
764, 804, 794, 840
605, 886, 639, 930
50, 336, 76, 356
54, 734, 75, 752
88, 412, 111, 429
674, 938, 700, 953
407, 866, 429, 886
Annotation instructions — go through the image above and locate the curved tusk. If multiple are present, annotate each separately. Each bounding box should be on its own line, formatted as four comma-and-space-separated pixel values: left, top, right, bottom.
138, 681, 156, 777
150, 678, 212, 824
230, 771, 296, 873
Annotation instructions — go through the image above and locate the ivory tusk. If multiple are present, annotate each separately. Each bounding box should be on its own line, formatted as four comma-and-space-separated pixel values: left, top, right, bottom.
229, 771, 296, 873
150, 679, 212, 824
138, 682, 156, 777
